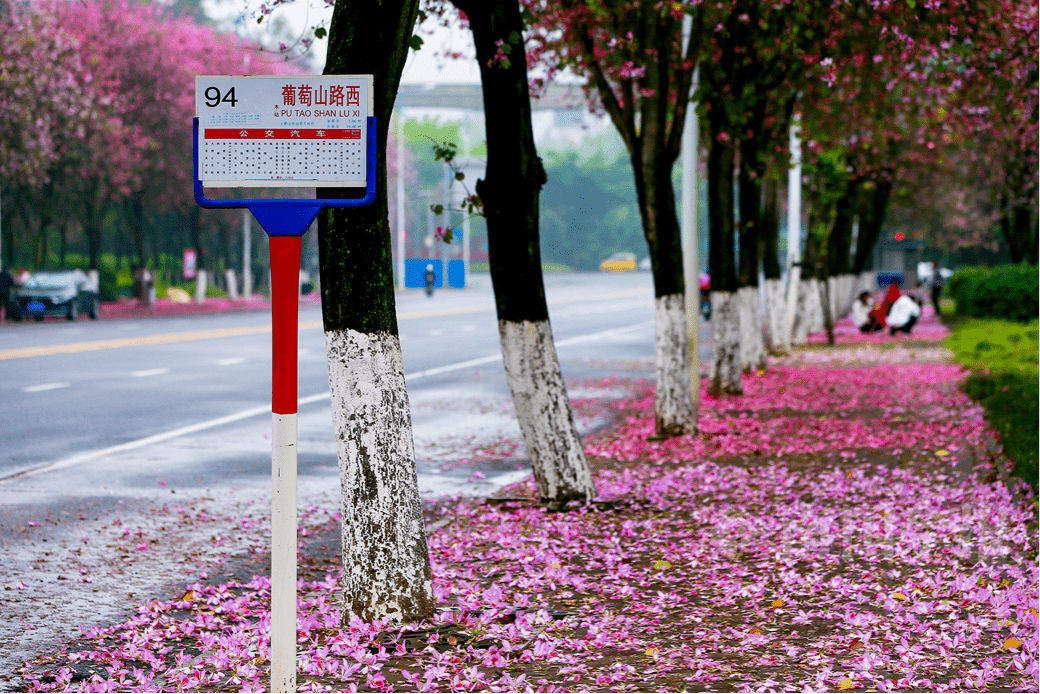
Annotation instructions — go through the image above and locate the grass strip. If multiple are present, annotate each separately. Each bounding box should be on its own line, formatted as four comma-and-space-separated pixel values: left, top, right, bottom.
946, 317, 1038, 488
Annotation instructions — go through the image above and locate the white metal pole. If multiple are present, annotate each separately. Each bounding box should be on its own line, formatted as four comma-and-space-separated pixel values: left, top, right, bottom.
681, 22, 700, 406
270, 412, 298, 693
443, 161, 451, 271
269, 235, 301, 693
243, 210, 252, 300
784, 116, 803, 348
396, 112, 406, 289
462, 212, 470, 287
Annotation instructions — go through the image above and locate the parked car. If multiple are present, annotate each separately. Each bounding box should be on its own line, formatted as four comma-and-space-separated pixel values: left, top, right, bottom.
10, 270, 100, 321
916, 261, 954, 283
600, 252, 637, 272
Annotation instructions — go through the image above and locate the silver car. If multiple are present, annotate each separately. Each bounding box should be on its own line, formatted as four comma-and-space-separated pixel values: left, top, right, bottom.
10, 270, 100, 321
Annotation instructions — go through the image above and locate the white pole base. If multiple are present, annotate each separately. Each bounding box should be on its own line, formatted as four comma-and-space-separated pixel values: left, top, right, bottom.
271, 412, 298, 693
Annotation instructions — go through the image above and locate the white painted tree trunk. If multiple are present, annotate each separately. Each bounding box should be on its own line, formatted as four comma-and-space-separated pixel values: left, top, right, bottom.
826, 276, 839, 324
499, 319, 597, 501
225, 268, 239, 301
738, 286, 767, 372
805, 278, 825, 333
844, 273, 859, 314
708, 290, 742, 395
858, 270, 876, 294
839, 274, 856, 319
763, 278, 788, 354
790, 280, 813, 345
194, 269, 207, 304
652, 294, 695, 437
324, 329, 434, 623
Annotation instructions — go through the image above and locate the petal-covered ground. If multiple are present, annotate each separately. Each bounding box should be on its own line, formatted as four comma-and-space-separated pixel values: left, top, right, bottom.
18, 338, 1038, 692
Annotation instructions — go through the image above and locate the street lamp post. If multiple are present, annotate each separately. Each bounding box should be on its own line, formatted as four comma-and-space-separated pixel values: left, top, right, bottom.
680, 20, 701, 407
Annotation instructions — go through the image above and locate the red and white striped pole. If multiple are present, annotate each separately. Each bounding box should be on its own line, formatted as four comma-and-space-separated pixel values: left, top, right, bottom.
269, 235, 301, 693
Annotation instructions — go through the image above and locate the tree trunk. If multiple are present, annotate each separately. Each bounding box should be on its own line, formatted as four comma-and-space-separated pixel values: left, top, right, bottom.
852, 176, 893, 274
84, 196, 102, 270
58, 220, 69, 267
187, 205, 204, 272
561, 0, 696, 436
737, 128, 766, 372
804, 278, 825, 334
763, 277, 787, 353
760, 178, 786, 352
790, 280, 810, 345
127, 192, 147, 270
456, 0, 596, 500
319, 0, 433, 625
636, 156, 695, 435
827, 177, 861, 275
761, 177, 781, 280
708, 290, 741, 394
707, 134, 741, 395
819, 260, 835, 345
738, 285, 766, 370
1000, 197, 1038, 265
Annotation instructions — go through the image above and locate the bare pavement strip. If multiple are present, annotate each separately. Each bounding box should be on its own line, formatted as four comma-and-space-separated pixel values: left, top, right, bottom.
3, 308, 1039, 692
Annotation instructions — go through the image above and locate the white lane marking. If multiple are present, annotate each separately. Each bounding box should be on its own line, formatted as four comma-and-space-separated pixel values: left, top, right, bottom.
131, 368, 170, 378
218, 357, 246, 366
21, 382, 71, 393
0, 321, 653, 484
554, 321, 654, 347
427, 329, 445, 337
405, 354, 503, 381
403, 321, 654, 381
462, 324, 477, 331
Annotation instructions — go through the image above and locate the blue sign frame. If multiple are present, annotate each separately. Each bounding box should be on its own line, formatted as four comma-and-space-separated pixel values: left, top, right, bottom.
192, 116, 377, 236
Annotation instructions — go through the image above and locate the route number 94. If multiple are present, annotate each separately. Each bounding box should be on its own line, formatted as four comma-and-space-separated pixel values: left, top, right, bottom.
204, 86, 238, 108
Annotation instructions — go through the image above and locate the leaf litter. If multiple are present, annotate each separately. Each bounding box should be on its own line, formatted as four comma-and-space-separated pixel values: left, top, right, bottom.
15, 344, 1038, 692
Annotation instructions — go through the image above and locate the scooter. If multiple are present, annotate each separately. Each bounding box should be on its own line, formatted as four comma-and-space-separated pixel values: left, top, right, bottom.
424, 264, 435, 298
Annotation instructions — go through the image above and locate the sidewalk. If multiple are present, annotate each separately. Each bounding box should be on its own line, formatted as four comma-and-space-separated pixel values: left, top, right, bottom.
15, 309, 1038, 692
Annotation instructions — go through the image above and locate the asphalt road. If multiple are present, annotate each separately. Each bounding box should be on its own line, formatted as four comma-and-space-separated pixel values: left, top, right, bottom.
0, 271, 714, 682
0, 272, 712, 486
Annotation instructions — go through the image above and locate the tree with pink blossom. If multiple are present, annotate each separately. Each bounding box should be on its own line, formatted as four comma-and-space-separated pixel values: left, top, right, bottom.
526, 0, 700, 434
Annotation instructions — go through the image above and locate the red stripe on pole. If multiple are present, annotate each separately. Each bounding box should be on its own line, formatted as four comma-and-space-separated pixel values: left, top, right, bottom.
205, 128, 361, 140
270, 236, 302, 415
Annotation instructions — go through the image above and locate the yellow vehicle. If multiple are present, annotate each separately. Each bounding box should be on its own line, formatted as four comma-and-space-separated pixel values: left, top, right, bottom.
599, 252, 637, 272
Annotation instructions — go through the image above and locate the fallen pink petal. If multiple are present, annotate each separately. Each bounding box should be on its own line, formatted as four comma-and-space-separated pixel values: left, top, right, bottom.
13, 320, 1039, 692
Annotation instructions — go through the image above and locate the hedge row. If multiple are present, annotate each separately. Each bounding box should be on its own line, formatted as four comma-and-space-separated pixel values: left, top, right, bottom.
947, 319, 1039, 489
947, 264, 1039, 322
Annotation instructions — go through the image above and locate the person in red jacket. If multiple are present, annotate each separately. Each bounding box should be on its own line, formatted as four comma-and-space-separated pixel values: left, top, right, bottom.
870, 282, 901, 328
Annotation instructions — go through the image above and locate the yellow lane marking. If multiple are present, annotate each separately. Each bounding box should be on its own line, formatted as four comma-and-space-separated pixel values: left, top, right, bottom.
0, 287, 650, 361
0, 325, 277, 361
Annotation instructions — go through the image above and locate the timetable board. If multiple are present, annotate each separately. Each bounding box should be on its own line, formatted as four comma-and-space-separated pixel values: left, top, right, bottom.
196, 75, 372, 188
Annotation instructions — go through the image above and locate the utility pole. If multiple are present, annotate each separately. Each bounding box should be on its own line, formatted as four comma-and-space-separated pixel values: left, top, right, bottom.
396, 111, 406, 289
784, 116, 803, 348
242, 210, 252, 299
462, 209, 470, 287
680, 20, 700, 407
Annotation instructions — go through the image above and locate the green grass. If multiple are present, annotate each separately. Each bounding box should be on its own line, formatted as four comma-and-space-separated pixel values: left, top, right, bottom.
947, 318, 1039, 488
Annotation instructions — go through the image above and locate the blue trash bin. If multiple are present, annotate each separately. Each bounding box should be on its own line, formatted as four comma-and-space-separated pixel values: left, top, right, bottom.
405, 259, 443, 288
